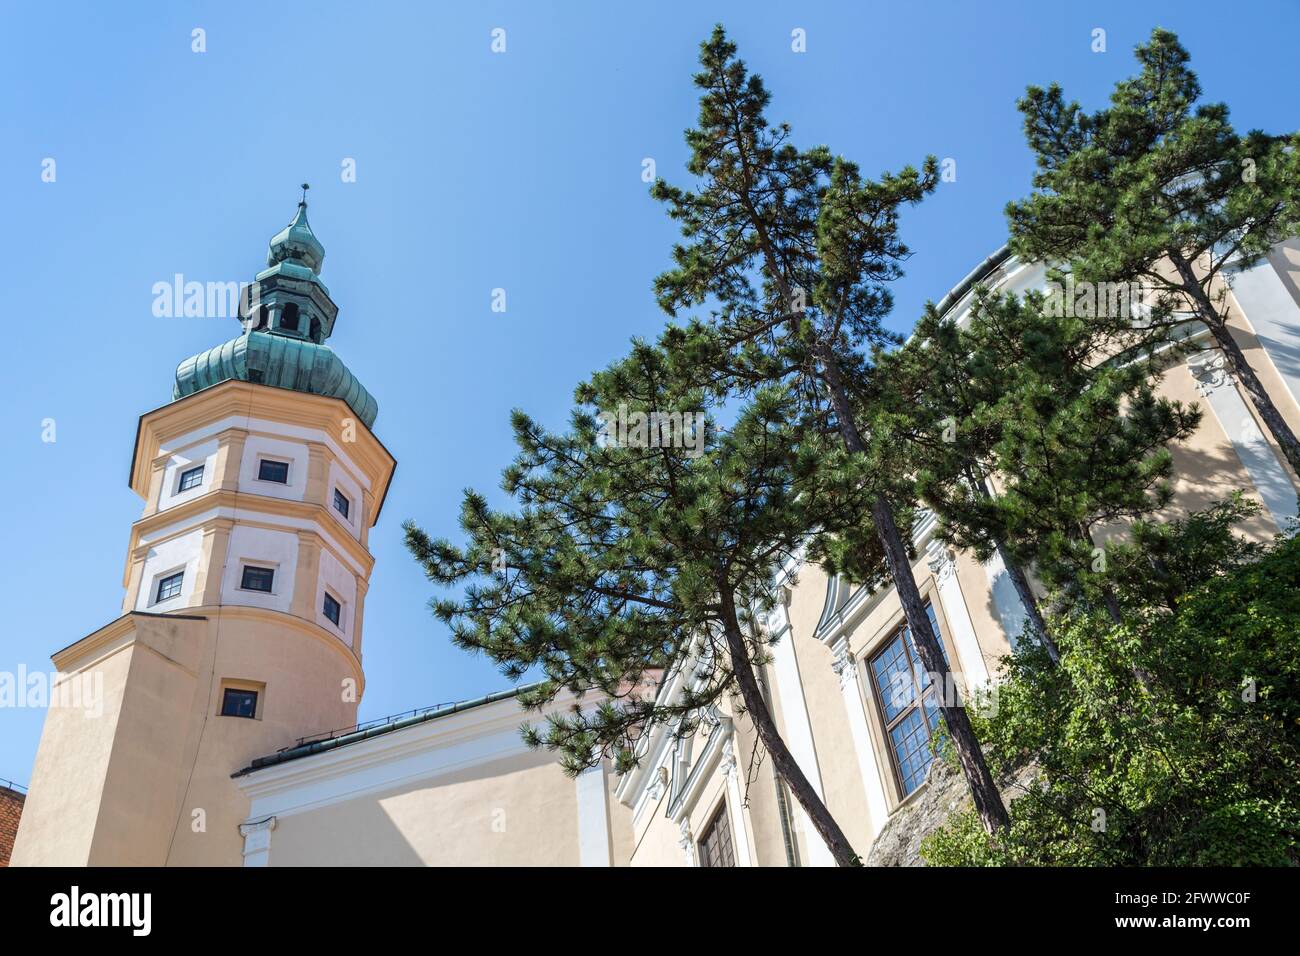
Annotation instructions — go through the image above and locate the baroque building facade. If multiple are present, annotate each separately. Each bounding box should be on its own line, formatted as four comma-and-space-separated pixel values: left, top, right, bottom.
11, 208, 1300, 866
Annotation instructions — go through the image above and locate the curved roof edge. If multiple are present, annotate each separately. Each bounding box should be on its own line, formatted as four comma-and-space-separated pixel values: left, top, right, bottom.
173, 331, 378, 428
933, 244, 1013, 320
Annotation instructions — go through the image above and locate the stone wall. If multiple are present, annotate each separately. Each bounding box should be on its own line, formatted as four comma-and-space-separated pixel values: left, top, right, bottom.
866, 757, 1035, 866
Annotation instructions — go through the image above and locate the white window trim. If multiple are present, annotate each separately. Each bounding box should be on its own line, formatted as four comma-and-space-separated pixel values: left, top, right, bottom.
150, 565, 188, 607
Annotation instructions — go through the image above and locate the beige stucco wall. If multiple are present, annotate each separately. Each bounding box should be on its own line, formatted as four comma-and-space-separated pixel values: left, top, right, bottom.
268, 753, 582, 866
10, 618, 138, 866
779, 563, 878, 855
730, 695, 797, 866
11, 609, 363, 867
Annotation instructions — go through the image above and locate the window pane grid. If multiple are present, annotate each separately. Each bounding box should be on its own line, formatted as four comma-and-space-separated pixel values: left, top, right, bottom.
258, 459, 289, 484
698, 803, 736, 867
333, 488, 350, 519
323, 592, 341, 626
221, 688, 257, 719
178, 465, 204, 491
155, 571, 183, 603
241, 566, 274, 592
870, 604, 947, 798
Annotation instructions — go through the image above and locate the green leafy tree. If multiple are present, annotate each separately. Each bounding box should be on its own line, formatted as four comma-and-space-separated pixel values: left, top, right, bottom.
649, 26, 1011, 832
405, 343, 869, 865
923, 497, 1300, 866
1007, 27, 1300, 473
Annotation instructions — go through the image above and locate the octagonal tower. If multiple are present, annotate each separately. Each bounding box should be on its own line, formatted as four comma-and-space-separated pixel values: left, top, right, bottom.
12, 197, 396, 866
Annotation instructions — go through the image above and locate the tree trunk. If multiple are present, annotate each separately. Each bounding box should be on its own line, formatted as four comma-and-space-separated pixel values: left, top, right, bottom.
964, 468, 1059, 664
1169, 249, 1300, 475
1076, 522, 1124, 627
814, 342, 1011, 833
995, 541, 1059, 664
719, 592, 862, 866
738, 169, 1007, 831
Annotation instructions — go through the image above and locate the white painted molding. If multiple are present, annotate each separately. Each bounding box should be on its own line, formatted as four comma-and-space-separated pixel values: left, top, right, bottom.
678, 819, 696, 866
236, 689, 601, 820
925, 539, 991, 688
238, 816, 276, 868
1227, 256, 1300, 411
666, 718, 731, 824
812, 509, 942, 648
1188, 350, 1299, 531
767, 601, 836, 868
719, 737, 755, 866
575, 761, 613, 867
830, 637, 890, 840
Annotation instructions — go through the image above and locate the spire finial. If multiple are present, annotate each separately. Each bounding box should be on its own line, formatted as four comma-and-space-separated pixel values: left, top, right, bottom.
299, 182, 310, 207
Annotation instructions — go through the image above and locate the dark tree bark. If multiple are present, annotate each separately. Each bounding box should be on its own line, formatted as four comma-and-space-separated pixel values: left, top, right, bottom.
814, 340, 1011, 834
1169, 249, 1300, 475
730, 126, 1008, 834
995, 541, 1059, 664
964, 468, 1059, 664
719, 591, 862, 866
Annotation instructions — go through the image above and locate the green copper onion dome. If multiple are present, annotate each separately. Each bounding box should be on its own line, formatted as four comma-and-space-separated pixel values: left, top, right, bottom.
175, 332, 378, 427
266, 199, 326, 274
172, 189, 379, 427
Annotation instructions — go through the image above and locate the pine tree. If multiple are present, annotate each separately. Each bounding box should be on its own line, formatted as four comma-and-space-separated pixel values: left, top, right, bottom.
405, 343, 869, 865
911, 289, 1199, 624
1007, 28, 1300, 473
886, 279, 1198, 650
880, 298, 1057, 661
650, 26, 1009, 832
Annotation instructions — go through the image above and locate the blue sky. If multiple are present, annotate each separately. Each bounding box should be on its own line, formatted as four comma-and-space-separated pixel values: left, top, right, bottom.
1, 0, 1297, 784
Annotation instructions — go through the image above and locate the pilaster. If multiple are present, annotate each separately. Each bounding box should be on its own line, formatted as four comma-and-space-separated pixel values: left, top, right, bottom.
925, 539, 990, 688
719, 737, 755, 866
194, 518, 235, 607
213, 428, 247, 493
238, 816, 277, 867
1188, 350, 1299, 530
830, 637, 890, 839
291, 531, 322, 621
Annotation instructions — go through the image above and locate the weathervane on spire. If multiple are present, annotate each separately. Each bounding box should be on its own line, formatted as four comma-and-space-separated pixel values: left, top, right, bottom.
300, 182, 310, 206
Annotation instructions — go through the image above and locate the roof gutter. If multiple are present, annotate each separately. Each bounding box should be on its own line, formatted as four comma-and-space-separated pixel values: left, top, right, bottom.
232, 682, 542, 777
932, 244, 1013, 320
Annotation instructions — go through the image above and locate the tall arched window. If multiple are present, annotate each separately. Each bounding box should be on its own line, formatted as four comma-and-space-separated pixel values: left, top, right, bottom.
254, 305, 269, 331
310, 316, 321, 341
280, 302, 300, 332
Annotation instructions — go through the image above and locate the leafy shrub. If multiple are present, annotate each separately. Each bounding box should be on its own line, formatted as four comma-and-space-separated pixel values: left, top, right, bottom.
924, 506, 1300, 866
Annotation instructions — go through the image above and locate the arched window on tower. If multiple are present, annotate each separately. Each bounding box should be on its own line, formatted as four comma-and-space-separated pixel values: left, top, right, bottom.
254, 305, 269, 331
280, 302, 300, 332
310, 316, 321, 342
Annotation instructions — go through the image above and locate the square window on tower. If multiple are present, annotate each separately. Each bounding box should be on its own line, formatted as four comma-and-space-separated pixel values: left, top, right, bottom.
178, 464, 204, 492
333, 488, 350, 520
240, 565, 275, 593
220, 688, 258, 719
323, 592, 342, 627
155, 570, 184, 603
258, 459, 289, 484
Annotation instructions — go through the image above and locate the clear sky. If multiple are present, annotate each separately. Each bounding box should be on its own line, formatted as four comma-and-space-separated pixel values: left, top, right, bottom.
1, 0, 1297, 785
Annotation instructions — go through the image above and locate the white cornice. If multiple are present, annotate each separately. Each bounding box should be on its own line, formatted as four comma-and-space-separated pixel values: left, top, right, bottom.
811, 508, 940, 648
161, 414, 373, 492
236, 688, 602, 819
665, 719, 733, 825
